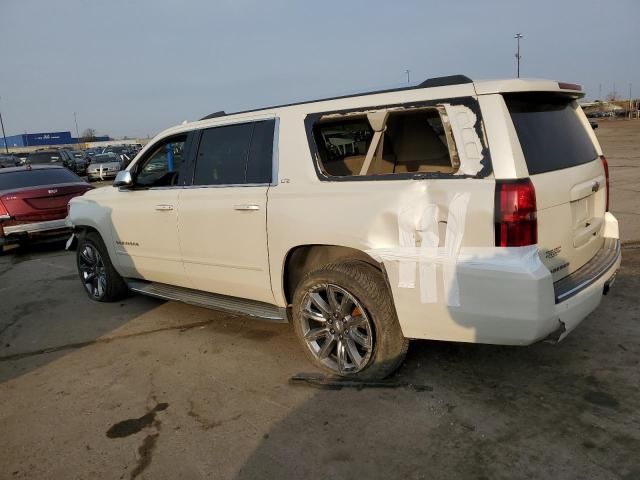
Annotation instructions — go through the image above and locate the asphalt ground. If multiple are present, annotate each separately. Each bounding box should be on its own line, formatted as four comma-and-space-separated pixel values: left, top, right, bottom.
1, 119, 639, 480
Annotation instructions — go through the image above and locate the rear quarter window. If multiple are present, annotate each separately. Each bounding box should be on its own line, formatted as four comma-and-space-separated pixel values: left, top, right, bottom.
505, 93, 597, 175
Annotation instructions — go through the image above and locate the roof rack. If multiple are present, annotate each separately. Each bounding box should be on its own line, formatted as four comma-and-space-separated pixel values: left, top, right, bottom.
200, 110, 226, 120
199, 74, 472, 120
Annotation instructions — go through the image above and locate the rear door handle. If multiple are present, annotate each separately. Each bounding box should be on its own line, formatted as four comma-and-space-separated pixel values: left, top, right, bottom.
155, 204, 174, 211
233, 204, 260, 211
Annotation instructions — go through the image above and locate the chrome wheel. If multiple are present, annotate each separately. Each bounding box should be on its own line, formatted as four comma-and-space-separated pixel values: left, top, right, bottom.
300, 283, 374, 374
78, 243, 107, 299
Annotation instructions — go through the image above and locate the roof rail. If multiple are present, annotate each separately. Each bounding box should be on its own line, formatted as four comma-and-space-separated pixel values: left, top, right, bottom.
199, 74, 472, 119
199, 110, 226, 121
417, 74, 472, 88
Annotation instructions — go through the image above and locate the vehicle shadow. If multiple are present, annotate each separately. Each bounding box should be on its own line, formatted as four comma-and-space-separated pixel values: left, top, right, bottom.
0, 241, 163, 383
232, 247, 639, 480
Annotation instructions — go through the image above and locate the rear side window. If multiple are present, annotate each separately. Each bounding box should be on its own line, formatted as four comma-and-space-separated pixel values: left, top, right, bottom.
0, 168, 82, 190
312, 107, 457, 177
246, 120, 275, 183
505, 94, 597, 175
194, 123, 253, 185
193, 120, 275, 186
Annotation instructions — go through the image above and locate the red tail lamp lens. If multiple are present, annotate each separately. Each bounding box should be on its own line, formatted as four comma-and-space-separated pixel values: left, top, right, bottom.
495, 179, 537, 247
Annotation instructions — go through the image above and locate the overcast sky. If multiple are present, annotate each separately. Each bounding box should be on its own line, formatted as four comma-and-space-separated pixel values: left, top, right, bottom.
1, 0, 638, 139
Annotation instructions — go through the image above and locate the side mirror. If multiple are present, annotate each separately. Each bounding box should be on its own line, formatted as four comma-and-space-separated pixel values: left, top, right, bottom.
113, 170, 133, 188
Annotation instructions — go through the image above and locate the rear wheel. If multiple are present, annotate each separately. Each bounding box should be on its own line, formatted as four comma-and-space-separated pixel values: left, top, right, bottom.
76, 231, 127, 302
292, 261, 408, 379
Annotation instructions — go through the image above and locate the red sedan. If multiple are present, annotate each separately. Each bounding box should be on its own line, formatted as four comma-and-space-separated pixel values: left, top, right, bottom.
0, 165, 93, 250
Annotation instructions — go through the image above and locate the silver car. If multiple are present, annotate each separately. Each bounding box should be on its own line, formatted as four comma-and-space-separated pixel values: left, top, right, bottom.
86, 153, 123, 181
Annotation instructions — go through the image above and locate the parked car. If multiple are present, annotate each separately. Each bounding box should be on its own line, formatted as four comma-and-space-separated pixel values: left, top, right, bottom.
67, 75, 620, 378
26, 149, 75, 171
13, 153, 29, 165
0, 165, 92, 250
84, 147, 102, 158
0, 154, 20, 168
86, 153, 122, 181
102, 145, 136, 168
66, 150, 90, 175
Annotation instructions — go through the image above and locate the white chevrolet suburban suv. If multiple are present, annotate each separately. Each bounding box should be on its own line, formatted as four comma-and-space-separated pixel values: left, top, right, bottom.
67, 75, 621, 379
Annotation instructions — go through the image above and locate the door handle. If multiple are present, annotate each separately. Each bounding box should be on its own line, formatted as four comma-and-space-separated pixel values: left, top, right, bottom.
155, 204, 174, 211
233, 204, 260, 211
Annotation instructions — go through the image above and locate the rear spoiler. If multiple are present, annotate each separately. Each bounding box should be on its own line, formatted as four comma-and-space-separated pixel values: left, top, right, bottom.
474, 79, 585, 98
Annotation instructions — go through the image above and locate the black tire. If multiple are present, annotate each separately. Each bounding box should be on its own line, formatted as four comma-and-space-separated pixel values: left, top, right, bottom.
292, 261, 409, 379
76, 231, 128, 302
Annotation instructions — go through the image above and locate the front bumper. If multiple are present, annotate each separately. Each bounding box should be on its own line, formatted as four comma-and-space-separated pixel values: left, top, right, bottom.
87, 172, 117, 180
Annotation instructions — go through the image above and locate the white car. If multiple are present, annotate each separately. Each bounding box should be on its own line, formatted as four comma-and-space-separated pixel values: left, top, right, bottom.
86, 153, 123, 181
67, 75, 620, 379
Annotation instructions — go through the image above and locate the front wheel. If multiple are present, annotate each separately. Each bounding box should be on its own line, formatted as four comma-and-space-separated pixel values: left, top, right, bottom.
76, 231, 128, 302
292, 261, 409, 379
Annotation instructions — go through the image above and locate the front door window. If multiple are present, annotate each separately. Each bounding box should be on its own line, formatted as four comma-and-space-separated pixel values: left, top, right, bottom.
136, 137, 186, 187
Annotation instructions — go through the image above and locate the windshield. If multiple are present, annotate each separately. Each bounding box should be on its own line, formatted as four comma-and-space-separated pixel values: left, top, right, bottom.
504, 93, 597, 175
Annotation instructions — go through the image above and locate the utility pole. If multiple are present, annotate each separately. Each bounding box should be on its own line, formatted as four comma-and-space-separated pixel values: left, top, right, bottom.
630, 83, 633, 120
0, 97, 8, 154
405, 69, 411, 84
74, 112, 81, 144
598, 83, 602, 100
514, 33, 523, 78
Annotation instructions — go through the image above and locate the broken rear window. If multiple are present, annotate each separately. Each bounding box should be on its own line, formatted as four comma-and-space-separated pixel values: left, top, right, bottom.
312, 107, 458, 178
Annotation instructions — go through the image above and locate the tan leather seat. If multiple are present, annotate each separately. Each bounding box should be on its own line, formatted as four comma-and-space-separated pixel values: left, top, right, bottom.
321, 111, 455, 176
323, 154, 396, 176
387, 112, 455, 173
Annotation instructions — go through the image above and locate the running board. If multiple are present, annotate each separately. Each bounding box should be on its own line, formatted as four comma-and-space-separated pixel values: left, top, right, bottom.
126, 280, 288, 322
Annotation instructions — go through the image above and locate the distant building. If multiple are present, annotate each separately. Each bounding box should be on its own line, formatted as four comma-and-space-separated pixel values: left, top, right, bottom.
0, 131, 109, 148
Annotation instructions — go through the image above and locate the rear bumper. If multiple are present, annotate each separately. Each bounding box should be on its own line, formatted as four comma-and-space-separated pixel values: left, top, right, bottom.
1, 218, 71, 246
379, 221, 620, 345
3, 218, 69, 235
554, 238, 620, 304
548, 238, 620, 342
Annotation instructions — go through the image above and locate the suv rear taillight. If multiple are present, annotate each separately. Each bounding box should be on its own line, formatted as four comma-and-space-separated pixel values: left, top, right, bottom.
495, 179, 537, 247
600, 155, 610, 212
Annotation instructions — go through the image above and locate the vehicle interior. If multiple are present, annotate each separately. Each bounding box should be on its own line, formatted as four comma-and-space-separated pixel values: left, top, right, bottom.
313, 108, 458, 177
134, 135, 186, 188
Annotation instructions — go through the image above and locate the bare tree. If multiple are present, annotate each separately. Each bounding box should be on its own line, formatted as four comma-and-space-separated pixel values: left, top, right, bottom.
81, 128, 97, 141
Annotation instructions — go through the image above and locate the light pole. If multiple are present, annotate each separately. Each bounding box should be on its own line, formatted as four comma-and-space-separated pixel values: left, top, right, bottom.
405, 69, 411, 84
514, 33, 523, 78
74, 112, 81, 144
630, 83, 633, 120
0, 97, 8, 153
